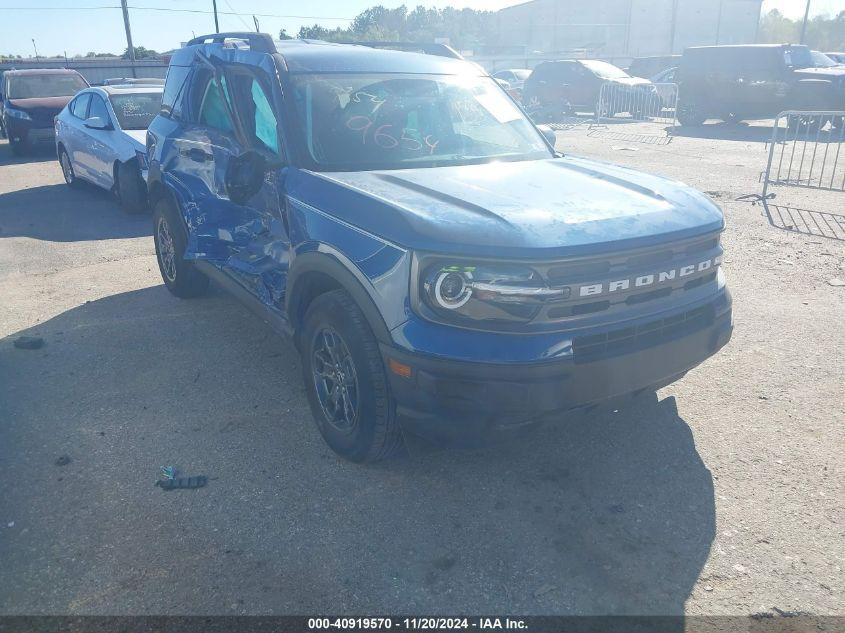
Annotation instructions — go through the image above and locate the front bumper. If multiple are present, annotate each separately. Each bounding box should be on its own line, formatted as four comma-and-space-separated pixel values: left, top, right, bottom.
383, 291, 732, 439
5, 118, 55, 145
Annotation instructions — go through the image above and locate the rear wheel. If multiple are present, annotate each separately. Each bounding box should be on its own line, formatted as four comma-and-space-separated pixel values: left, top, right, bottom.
59, 148, 81, 188
116, 159, 147, 214
152, 197, 209, 298
302, 289, 403, 462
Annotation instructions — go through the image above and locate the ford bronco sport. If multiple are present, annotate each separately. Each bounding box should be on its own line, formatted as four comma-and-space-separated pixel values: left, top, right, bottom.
147, 33, 732, 462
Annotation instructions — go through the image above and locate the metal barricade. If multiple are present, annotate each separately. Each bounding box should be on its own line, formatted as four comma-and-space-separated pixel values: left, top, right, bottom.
762, 111, 845, 199
593, 81, 678, 127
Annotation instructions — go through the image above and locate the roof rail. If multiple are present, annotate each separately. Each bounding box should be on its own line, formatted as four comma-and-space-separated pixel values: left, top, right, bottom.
186, 32, 276, 54
346, 41, 463, 60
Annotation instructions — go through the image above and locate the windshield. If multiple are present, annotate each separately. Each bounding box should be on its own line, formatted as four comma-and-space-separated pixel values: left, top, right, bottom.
810, 51, 838, 68
8, 73, 88, 99
289, 73, 551, 171
108, 92, 162, 130
580, 60, 630, 79
785, 46, 814, 69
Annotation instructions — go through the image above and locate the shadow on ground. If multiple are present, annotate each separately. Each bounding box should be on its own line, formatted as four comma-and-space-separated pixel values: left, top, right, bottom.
672, 121, 775, 143
0, 137, 59, 166
763, 200, 845, 241
0, 182, 151, 241
0, 285, 715, 616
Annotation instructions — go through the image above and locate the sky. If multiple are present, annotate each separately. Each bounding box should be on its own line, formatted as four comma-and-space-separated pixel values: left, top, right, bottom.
0, 0, 842, 58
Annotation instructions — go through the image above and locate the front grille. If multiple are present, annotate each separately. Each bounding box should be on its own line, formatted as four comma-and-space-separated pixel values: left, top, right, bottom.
572, 304, 714, 363
534, 232, 723, 324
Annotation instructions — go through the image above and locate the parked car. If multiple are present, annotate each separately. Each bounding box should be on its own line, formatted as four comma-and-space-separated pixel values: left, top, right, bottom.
676, 44, 845, 126
0, 68, 89, 155
650, 66, 678, 108
55, 85, 162, 213
825, 52, 845, 64
810, 51, 841, 68
148, 33, 732, 462
627, 55, 681, 81
522, 59, 659, 121
492, 68, 530, 99
101, 77, 165, 86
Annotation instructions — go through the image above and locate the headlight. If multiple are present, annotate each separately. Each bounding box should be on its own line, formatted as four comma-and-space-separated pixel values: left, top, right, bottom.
135, 150, 149, 170
5, 108, 32, 120
416, 256, 570, 326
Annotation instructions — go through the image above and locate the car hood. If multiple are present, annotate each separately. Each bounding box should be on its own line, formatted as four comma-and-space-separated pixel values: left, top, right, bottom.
123, 129, 147, 152
7, 96, 73, 112
293, 156, 724, 259
609, 76, 653, 87
794, 67, 845, 79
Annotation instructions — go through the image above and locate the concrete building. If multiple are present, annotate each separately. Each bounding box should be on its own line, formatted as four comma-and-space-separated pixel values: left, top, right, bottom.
493, 0, 763, 59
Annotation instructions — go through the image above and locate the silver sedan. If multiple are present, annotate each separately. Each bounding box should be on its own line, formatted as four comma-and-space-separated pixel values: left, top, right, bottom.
55, 85, 162, 213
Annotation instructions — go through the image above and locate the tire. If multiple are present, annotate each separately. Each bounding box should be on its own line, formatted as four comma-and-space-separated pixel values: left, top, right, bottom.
677, 100, 706, 126
58, 148, 81, 188
152, 197, 209, 298
302, 289, 403, 463
117, 159, 147, 214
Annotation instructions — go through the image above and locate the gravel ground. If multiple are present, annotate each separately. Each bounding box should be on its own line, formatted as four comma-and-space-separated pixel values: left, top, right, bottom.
0, 123, 842, 617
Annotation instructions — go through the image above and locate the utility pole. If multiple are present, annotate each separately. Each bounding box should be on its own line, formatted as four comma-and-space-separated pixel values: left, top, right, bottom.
253, 15, 260, 33
212, 0, 220, 33
31, 39, 39, 59
800, 0, 811, 44
120, 0, 137, 77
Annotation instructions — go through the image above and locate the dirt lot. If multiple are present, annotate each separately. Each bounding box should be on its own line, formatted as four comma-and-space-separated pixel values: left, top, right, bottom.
0, 122, 842, 617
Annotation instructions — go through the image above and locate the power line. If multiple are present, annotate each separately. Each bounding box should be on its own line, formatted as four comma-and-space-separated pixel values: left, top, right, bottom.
222, 0, 252, 31
0, 5, 353, 19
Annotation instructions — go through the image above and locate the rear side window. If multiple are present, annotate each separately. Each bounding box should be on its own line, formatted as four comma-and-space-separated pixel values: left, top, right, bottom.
160, 65, 191, 119
71, 93, 91, 119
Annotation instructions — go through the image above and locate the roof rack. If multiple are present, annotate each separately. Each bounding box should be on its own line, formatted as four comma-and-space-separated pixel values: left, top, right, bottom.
186, 32, 277, 54
346, 41, 463, 60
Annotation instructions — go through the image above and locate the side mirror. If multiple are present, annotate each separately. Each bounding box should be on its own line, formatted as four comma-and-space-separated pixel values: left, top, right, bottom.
84, 116, 111, 130
226, 150, 275, 205
536, 124, 556, 148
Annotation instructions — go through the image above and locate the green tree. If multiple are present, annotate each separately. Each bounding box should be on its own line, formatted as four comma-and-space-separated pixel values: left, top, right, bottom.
122, 46, 159, 60
758, 9, 845, 50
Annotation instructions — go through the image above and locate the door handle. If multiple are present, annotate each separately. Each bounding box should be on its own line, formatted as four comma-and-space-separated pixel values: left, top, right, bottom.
183, 147, 213, 163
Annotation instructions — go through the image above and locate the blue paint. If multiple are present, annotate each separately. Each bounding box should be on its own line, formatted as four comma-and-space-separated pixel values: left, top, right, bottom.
147, 36, 733, 424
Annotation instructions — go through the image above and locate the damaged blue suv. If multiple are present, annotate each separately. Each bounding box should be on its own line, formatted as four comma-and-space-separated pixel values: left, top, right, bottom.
147, 33, 732, 462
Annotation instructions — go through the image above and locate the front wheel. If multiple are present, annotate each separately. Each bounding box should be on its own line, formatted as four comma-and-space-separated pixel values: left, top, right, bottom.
152, 198, 209, 298
117, 159, 147, 214
10, 137, 28, 156
302, 289, 403, 462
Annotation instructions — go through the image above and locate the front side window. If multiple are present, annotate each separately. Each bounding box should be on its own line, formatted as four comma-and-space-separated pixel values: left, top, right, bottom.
70, 93, 91, 119
8, 74, 88, 99
88, 95, 110, 123
290, 73, 550, 171
109, 92, 162, 130
248, 79, 280, 155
